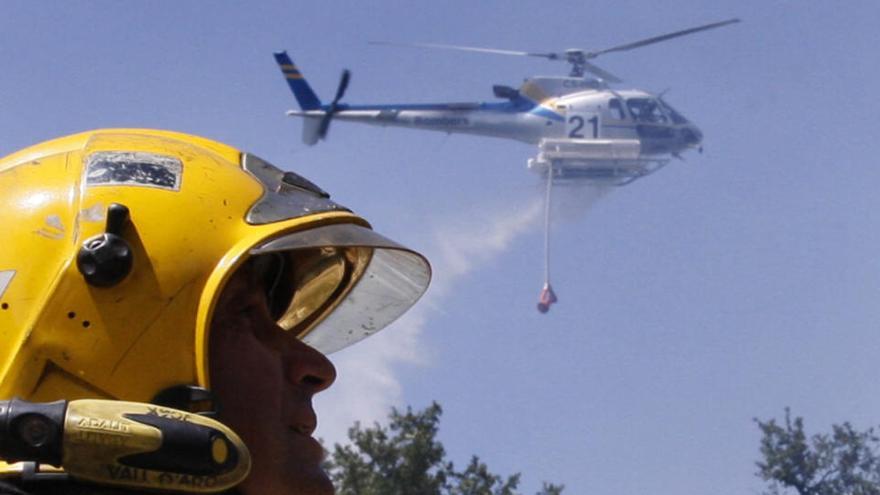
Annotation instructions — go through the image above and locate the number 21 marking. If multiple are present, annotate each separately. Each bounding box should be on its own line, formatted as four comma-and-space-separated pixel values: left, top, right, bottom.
568, 116, 599, 138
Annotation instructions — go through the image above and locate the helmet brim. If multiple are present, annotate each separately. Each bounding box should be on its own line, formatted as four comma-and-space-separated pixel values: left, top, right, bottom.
249, 223, 431, 354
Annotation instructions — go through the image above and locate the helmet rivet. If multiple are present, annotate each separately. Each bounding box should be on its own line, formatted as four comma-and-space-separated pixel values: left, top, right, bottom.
76, 203, 134, 287
211, 436, 230, 465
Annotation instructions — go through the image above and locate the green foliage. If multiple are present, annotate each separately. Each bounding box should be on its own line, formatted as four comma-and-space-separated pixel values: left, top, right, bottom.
325, 402, 564, 495
755, 408, 880, 495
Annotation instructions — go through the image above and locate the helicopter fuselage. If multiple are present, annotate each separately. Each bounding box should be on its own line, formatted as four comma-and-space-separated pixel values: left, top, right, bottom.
287, 77, 703, 158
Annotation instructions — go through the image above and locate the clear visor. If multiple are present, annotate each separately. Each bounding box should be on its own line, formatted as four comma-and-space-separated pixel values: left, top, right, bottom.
248, 224, 431, 354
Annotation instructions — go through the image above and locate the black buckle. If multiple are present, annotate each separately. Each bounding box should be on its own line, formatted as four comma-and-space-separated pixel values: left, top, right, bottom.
151, 385, 219, 418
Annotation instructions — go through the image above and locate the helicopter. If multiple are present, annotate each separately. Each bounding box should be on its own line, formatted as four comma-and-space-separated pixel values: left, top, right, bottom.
273, 18, 739, 313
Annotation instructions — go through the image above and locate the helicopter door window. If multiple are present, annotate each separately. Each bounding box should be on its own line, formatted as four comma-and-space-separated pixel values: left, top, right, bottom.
626, 99, 646, 121
608, 98, 625, 120
626, 98, 668, 124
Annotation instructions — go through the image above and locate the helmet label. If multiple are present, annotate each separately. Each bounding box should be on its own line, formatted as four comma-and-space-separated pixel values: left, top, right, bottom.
0, 270, 14, 299
85, 152, 183, 192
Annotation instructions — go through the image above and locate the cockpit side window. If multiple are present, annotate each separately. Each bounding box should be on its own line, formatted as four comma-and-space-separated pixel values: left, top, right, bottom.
626, 98, 668, 124
608, 98, 626, 120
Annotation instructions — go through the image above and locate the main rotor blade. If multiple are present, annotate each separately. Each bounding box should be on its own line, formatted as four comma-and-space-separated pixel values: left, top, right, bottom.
581, 61, 622, 83
588, 18, 740, 58
369, 41, 557, 60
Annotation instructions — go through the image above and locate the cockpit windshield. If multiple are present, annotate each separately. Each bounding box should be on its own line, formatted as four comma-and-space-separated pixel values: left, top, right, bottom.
657, 98, 689, 124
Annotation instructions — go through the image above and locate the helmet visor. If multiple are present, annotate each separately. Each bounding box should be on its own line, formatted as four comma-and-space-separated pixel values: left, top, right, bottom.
249, 224, 431, 354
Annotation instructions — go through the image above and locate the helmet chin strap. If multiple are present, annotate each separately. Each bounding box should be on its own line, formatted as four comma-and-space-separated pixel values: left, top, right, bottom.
0, 398, 249, 494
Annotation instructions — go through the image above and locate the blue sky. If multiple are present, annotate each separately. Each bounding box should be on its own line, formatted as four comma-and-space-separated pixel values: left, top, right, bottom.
3, 1, 880, 493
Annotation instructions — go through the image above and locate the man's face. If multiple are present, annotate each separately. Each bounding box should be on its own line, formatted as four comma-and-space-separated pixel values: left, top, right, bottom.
209, 258, 337, 495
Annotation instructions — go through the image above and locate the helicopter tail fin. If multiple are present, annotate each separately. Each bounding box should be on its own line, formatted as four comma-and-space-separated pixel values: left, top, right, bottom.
300, 117, 322, 145
274, 51, 322, 111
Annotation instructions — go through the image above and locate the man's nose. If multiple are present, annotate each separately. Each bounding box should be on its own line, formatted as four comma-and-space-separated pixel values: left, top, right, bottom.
284, 340, 337, 394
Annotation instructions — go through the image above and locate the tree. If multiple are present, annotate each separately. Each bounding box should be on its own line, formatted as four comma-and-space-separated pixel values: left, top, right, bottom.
755, 408, 880, 495
325, 402, 564, 495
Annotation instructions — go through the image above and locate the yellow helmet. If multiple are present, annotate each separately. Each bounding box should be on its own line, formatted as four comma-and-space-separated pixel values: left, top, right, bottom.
0, 128, 430, 409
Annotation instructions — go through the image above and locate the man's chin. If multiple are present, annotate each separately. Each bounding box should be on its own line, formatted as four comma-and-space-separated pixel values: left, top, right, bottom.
237, 461, 334, 495
282, 466, 335, 495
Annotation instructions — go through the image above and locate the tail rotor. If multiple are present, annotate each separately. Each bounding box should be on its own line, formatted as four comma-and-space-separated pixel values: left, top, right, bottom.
317, 69, 351, 140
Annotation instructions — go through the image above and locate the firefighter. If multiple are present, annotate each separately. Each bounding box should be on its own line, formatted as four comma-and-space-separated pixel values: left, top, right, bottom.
0, 129, 431, 494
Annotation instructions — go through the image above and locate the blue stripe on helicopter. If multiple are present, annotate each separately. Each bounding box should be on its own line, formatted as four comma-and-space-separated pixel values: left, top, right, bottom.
334, 102, 499, 112
328, 99, 558, 117
529, 106, 565, 121
336, 103, 476, 111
